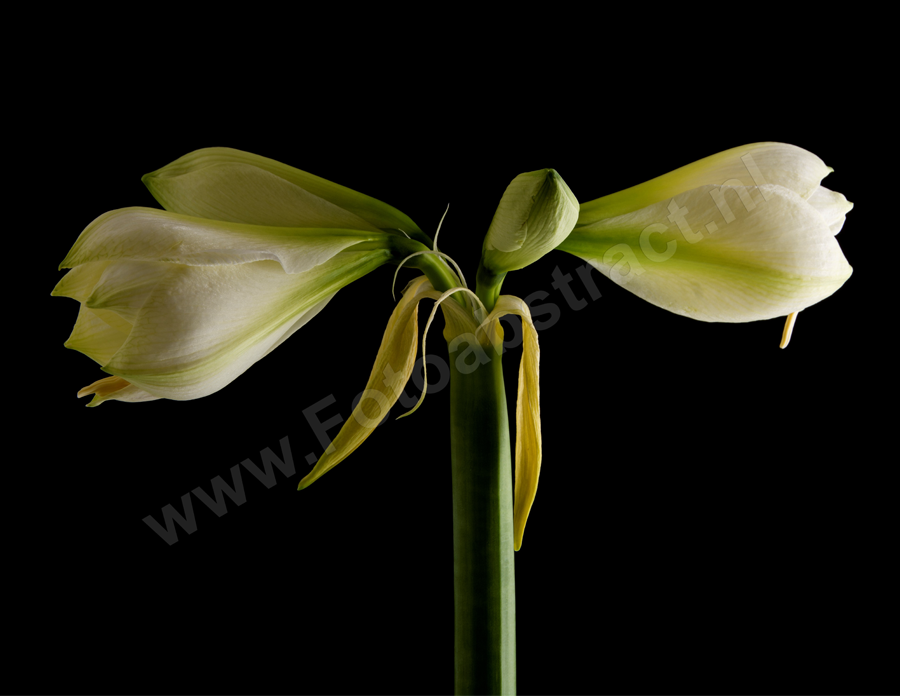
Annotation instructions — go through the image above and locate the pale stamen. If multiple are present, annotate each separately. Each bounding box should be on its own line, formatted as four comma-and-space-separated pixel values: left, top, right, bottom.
433, 203, 450, 252
780, 311, 798, 349
391, 250, 468, 300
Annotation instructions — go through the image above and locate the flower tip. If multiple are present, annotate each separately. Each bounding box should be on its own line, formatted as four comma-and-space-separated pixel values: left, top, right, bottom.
141, 170, 166, 204
395, 403, 421, 420
77, 388, 105, 407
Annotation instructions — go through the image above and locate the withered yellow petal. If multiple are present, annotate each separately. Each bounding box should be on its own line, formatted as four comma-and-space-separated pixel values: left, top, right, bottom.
297, 276, 434, 489
480, 296, 541, 551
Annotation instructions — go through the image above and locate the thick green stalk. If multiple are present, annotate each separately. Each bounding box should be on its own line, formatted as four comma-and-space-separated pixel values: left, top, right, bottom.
413, 252, 461, 294
388, 235, 464, 303
475, 262, 506, 313
448, 342, 516, 695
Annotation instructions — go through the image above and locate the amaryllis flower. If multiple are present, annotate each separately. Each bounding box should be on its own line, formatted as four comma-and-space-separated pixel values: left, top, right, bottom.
557, 143, 852, 345
53, 148, 429, 405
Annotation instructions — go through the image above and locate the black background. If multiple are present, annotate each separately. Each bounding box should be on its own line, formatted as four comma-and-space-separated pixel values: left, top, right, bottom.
12, 17, 892, 696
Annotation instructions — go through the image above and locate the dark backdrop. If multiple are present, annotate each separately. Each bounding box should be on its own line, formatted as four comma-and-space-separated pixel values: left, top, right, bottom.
13, 21, 891, 696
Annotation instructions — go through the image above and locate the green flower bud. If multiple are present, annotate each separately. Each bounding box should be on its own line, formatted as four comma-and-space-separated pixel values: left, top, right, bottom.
482, 169, 579, 273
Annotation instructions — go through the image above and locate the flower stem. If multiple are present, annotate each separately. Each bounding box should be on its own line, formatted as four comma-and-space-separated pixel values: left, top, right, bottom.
475, 261, 506, 313
413, 251, 462, 294
389, 235, 465, 303
448, 342, 516, 695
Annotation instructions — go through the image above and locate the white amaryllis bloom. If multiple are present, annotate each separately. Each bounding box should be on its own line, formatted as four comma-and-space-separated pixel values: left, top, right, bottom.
557, 143, 852, 343
482, 169, 579, 273
53, 208, 394, 405
55, 147, 430, 406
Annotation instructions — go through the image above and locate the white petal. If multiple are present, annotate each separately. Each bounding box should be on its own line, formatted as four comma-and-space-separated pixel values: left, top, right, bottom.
65, 304, 132, 365
51, 261, 111, 302
261, 292, 335, 358
579, 143, 832, 224
562, 183, 852, 322
85, 260, 169, 322
104, 250, 390, 400
807, 186, 853, 234
61, 208, 388, 274
142, 147, 423, 234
